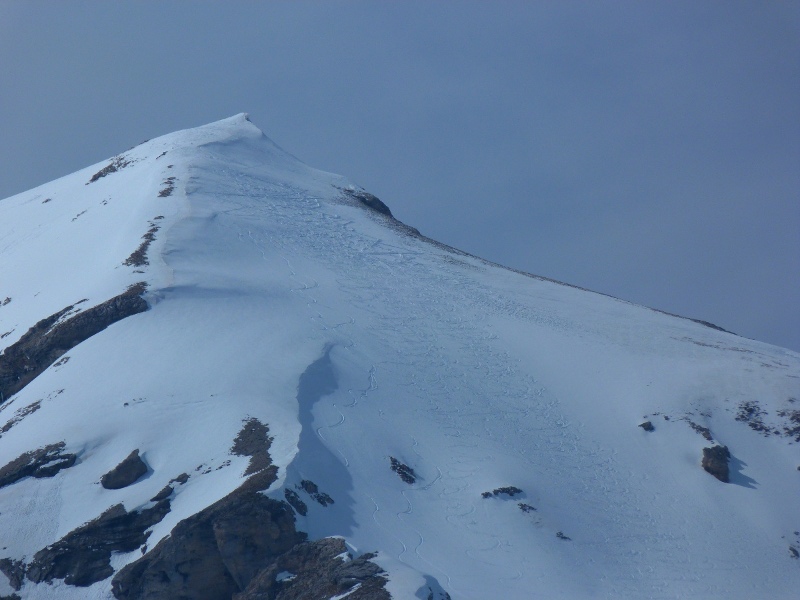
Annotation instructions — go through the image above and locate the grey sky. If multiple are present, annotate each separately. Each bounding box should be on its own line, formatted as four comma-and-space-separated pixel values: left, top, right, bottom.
1, 1, 798, 351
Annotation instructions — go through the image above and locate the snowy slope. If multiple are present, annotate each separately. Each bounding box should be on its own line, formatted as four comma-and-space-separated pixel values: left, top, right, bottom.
1, 114, 798, 599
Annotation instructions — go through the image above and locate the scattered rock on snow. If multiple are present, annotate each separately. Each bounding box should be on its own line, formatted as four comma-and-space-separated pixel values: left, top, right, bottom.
158, 177, 176, 197
86, 155, 131, 184
284, 489, 308, 517
299, 479, 334, 506
639, 421, 655, 432
777, 408, 800, 442
736, 401, 777, 436
481, 486, 523, 499
0, 400, 42, 437
123, 222, 160, 267
702, 445, 731, 483
389, 457, 416, 484
684, 418, 713, 441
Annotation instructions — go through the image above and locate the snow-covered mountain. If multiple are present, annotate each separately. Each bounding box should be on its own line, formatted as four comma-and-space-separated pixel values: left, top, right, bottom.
1, 114, 798, 599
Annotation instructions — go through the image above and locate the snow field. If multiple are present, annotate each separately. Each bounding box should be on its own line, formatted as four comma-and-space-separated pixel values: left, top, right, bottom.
1, 114, 798, 598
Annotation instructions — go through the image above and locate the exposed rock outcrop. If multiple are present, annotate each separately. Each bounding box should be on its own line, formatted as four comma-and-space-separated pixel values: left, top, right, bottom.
0, 400, 41, 437
0, 558, 25, 591
111, 470, 298, 600
299, 479, 334, 507
158, 177, 176, 197
150, 484, 173, 502
123, 223, 160, 267
702, 445, 731, 483
481, 486, 523, 499
235, 537, 389, 600
26, 499, 171, 587
231, 418, 273, 475
341, 188, 393, 217
0, 442, 77, 489
777, 408, 800, 442
0, 283, 148, 404
101, 450, 148, 490
112, 426, 389, 599
389, 457, 416, 484
284, 488, 308, 517
686, 419, 713, 441
87, 155, 131, 184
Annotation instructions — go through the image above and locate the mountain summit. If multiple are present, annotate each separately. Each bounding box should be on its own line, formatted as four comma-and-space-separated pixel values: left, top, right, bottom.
0, 115, 798, 599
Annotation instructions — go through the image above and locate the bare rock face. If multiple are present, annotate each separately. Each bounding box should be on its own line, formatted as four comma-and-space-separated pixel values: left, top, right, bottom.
0, 283, 148, 404
101, 450, 148, 490
235, 537, 389, 600
231, 418, 273, 475
4, 419, 391, 598
0, 442, 76, 489
111, 470, 298, 600
702, 445, 731, 483
0, 558, 25, 591
26, 499, 171, 587
112, 419, 390, 600
341, 188, 393, 217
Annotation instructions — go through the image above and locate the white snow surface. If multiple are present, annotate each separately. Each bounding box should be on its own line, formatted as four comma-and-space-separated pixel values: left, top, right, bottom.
0, 113, 798, 599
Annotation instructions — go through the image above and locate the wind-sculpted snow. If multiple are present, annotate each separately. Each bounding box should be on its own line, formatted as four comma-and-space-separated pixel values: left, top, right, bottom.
0, 114, 798, 599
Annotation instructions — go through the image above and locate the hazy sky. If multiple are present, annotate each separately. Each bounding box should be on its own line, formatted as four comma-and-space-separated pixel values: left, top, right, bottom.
1, 1, 798, 351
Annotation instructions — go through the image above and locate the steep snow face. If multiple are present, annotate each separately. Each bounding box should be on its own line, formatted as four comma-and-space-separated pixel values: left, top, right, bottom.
1, 114, 799, 599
